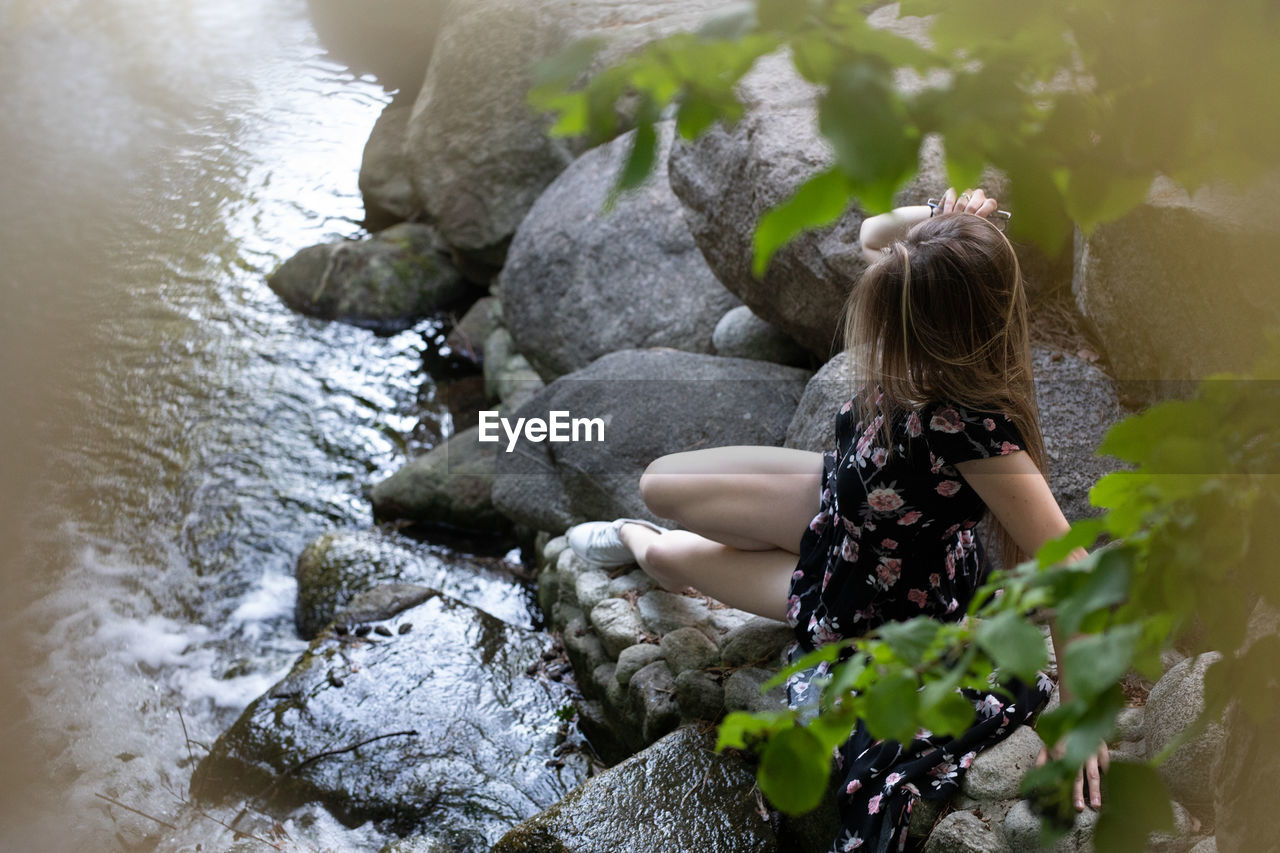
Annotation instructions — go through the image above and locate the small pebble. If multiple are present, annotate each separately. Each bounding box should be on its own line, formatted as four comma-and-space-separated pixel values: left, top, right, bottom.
398, 623, 413, 635
374, 625, 392, 637
543, 758, 564, 769
327, 671, 345, 688
334, 624, 349, 637
354, 624, 372, 637
526, 661, 541, 676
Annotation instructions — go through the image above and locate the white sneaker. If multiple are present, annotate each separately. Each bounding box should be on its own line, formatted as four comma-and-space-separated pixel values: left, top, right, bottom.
566, 517, 668, 567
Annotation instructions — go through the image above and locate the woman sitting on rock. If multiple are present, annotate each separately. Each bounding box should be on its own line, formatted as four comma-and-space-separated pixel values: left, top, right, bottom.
565, 187, 1107, 853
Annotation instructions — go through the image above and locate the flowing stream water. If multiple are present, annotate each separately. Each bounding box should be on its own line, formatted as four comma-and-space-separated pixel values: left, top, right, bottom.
0, 1, 536, 849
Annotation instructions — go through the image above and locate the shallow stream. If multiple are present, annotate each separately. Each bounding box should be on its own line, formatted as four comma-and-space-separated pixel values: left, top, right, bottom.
0, 2, 537, 848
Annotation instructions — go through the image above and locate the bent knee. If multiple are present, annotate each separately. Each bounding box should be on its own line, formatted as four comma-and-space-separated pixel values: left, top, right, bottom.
639, 455, 686, 519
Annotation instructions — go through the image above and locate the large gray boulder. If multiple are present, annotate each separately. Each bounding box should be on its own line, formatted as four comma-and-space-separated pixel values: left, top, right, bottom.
267, 223, 471, 333
1212, 603, 1279, 853
306, 0, 449, 93
668, 50, 954, 359
1072, 175, 1280, 402
359, 104, 422, 226
1145, 653, 1225, 820
784, 347, 1122, 523
498, 120, 741, 381
369, 424, 510, 534
405, 0, 733, 270
491, 725, 777, 853
491, 348, 811, 533
191, 592, 585, 848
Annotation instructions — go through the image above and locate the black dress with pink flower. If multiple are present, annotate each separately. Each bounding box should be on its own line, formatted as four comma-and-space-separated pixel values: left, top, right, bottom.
785, 391, 1055, 853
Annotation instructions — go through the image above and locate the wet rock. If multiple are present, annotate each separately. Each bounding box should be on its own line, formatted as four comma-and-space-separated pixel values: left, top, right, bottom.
359, 103, 421, 226
590, 597, 645, 658
267, 223, 470, 333
615, 643, 666, 687
713, 305, 809, 366
192, 594, 585, 846
1002, 800, 1097, 853
1072, 175, 1280, 402
444, 295, 502, 365
720, 617, 795, 668
562, 614, 609, 693
331, 583, 434, 627
637, 590, 712, 635
306, 0, 448, 93
492, 726, 776, 852
491, 349, 810, 533
293, 530, 429, 639
661, 626, 719, 675
499, 120, 740, 381
294, 528, 532, 640
629, 661, 681, 744
923, 809, 1009, 853
674, 669, 724, 723
723, 667, 786, 715
961, 725, 1044, 802
1145, 653, 1224, 818
405, 0, 730, 271
369, 425, 509, 534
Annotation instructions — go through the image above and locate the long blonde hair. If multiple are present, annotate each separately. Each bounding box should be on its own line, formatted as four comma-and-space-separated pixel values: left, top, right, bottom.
843, 212, 1047, 570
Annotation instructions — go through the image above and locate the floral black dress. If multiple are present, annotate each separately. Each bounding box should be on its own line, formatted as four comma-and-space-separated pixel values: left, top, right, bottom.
785, 390, 1055, 853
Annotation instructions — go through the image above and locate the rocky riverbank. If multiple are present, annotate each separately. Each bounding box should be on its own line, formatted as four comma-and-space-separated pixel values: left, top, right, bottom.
182, 1, 1280, 850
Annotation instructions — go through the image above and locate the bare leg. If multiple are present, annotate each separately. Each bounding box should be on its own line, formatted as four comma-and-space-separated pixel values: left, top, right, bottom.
639, 445, 823, 553
618, 524, 796, 621
610, 446, 823, 621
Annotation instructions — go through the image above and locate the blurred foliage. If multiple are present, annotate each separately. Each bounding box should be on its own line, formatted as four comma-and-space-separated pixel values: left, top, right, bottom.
529, 0, 1280, 268
715, 339, 1280, 848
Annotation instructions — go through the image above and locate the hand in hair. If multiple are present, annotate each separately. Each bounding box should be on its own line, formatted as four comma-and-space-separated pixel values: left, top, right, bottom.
857, 187, 1002, 263
940, 186, 1000, 218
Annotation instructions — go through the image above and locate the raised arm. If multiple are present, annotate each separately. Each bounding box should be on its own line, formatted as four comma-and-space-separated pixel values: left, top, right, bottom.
954, 450, 1111, 812
859, 188, 1001, 263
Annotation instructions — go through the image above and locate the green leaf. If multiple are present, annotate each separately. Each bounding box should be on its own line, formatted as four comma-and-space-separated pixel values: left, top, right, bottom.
762, 642, 845, 693
1037, 518, 1106, 567
1093, 761, 1174, 852
603, 116, 658, 212
861, 670, 920, 744
1055, 547, 1133, 638
920, 690, 977, 737
715, 709, 793, 751
1061, 624, 1142, 701
974, 610, 1048, 683
818, 61, 919, 209
528, 35, 607, 92
751, 167, 854, 278
877, 617, 943, 667
1061, 686, 1122, 768
1062, 167, 1157, 235
758, 725, 831, 814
